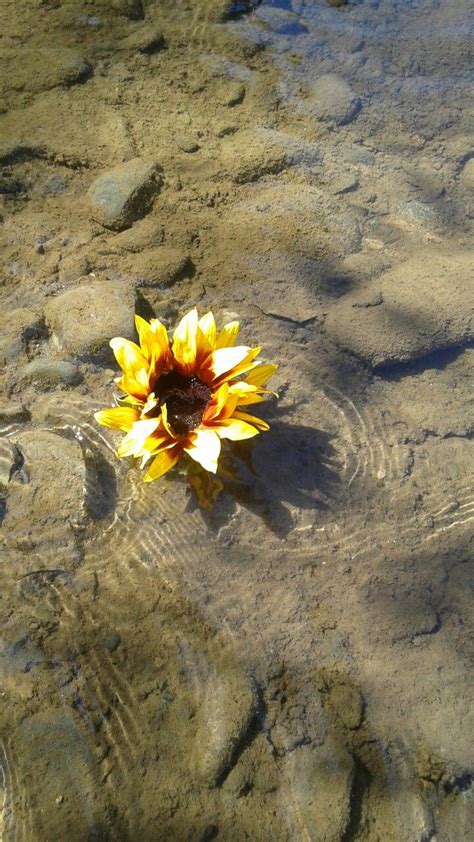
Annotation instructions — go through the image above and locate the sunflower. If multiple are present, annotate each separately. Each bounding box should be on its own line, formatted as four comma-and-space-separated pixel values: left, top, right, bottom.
94, 309, 277, 483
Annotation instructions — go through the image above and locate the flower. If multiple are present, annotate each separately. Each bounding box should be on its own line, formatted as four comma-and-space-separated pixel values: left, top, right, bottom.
94, 309, 277, 483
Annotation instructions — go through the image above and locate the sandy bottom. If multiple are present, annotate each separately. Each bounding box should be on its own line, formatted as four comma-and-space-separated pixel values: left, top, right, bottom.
0, 1, 473, 840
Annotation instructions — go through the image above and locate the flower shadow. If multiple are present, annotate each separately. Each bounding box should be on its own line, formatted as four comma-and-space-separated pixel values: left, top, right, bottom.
194, 415, 341, 538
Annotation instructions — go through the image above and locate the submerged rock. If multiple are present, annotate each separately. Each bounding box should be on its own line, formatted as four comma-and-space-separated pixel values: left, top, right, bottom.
123, 247, 191, 288
3, 431, 87, 556
44, 279, 135, 358
325, 251, 474, 367
111, 0, 144, 20
0, 49, 91, 96
19, 359, 83, 389
86, 158, 162, 231
309, 74, 361, 126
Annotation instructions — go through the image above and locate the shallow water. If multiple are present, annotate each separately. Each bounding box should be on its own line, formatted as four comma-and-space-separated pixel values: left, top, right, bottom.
0, 1, 473, 840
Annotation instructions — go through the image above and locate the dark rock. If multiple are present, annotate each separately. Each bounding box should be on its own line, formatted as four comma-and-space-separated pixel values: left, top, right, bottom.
86, 158, 162, 231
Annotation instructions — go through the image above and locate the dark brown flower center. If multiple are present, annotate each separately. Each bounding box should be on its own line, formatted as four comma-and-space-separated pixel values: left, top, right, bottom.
156, 372, 212, 436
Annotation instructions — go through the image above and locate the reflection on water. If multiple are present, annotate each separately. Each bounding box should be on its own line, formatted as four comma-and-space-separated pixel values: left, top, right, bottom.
1, 0, 473, 839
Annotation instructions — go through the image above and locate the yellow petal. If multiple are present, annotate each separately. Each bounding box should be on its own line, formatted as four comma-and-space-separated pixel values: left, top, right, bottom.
184, 428, 221, 474
197, 311, 217, 349
117, 419, 161, 458
204, 345, 255, 380
135, 315, 171, 365
141, 392, 159, 416
94, 406, 141, 431
212, 418, 262, 441
213, 355, 262, 387
115, 374, 149, 402
215, 320, 239, 349
172, 308, 198, 374
228, 382, 265, 406
160, 402, 178, 439
110, 337, 149, 376
143, 446, 182, 482
232, 410, 269, 431
244, 363, 278, 388
188, 472, 223, 511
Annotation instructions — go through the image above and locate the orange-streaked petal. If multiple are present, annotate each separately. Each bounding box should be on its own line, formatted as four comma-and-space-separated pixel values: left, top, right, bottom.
232, 410, 270, 431
143, 445, 182, 482
184, 428, 221, 474
138, 433, 175, 466
215, 320, 239, 349
212, 418, 262, 440
117, 419, 161, 458
244, 363, 278, 389
202, 382, 229, 422
172, 308, 198, 374
94, 406, 141, 431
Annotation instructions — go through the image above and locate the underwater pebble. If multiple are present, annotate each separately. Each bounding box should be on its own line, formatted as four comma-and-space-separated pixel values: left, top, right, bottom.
58, 253, 92, 284
220, 82, 246, 107
119, 25, 165, 54
4, 431, 87, 538
459, 158, 474, 191
19, 359, 83, 389
0, 308, 44, 365
102, 633, 121, 652
255, 6, 309, 35
218, 130, 287, 183
123, 247, 191, 288
176, 135, 200, 153
110, 216, 164, 252
329, 683, 364, 730
196, 667, 257, 786
0, 441, 22, 488
111, 0, 144, 20
44, 279, 135, 358
86, 158, 162, 231
0, 403, 30, 425
309, 74, 361, 126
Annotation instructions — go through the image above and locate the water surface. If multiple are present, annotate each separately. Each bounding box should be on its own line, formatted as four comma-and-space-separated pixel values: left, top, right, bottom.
0, 1, 473, 840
